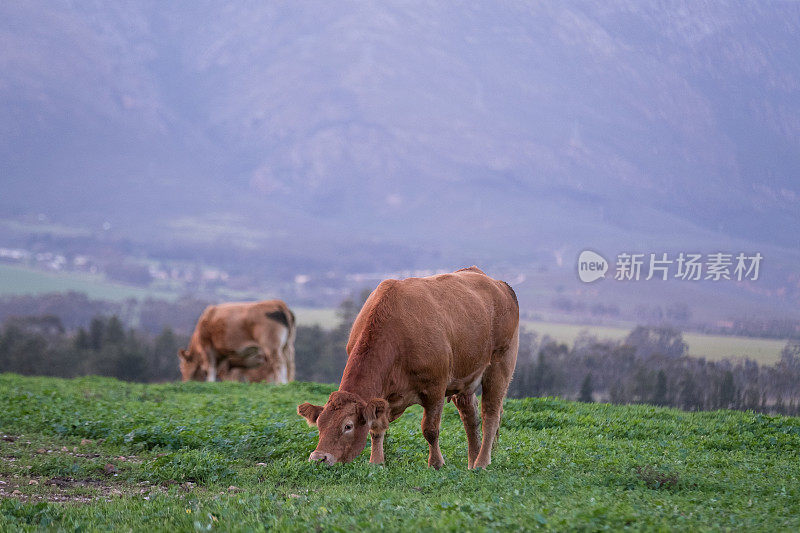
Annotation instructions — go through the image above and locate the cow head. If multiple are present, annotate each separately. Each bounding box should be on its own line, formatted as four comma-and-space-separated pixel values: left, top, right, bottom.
298, 391, 389, 465
177, 348, 207, 381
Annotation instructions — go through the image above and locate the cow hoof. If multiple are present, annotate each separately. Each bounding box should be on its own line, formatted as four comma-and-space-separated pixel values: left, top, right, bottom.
471, 457, 491, 469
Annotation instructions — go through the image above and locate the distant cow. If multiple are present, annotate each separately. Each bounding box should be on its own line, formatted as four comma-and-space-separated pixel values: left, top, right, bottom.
179, 300, 296, 384
297, 267, 519, 469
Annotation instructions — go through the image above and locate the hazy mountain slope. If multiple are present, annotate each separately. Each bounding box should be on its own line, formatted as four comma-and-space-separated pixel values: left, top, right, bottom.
1, 1, 799, 261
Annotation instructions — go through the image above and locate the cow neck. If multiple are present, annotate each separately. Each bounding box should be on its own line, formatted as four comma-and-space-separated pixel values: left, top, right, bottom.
338, 338, 396, 402
188, 327, 204, 352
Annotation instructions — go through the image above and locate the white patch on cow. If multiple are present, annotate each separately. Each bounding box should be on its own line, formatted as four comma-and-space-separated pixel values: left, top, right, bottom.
206, 349, 217, 382
277, 364, 288, 384
279, 326, 289, 348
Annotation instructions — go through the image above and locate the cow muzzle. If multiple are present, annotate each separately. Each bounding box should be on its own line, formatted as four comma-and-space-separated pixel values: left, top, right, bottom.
309, 451, 335, 466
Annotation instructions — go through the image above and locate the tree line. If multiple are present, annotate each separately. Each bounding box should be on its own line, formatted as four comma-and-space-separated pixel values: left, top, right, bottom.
1, 292, 798, 416
0, 315, 184, 382
508, 326, 800, 415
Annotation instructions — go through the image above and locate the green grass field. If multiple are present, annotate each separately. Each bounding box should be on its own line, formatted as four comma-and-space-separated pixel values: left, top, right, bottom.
0, 265, 174, 302
1, 375, 798, 531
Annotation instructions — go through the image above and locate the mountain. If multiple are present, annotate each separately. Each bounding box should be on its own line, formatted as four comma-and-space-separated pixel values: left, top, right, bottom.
1, 1, 799, 296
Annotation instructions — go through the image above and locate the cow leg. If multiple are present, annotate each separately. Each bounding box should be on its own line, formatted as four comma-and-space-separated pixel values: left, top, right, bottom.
204, 347, 218, 382
265, 348, 288, 384
421, 394, 445, 469
369, 431, 385, 464
255, 335, 286, 384
473, 366, 508, 469
216, 358, 232, 381
474, 328, 519, 469
453, 392, 481, 469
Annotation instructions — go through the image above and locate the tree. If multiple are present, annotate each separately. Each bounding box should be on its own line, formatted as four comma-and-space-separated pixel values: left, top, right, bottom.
533, 342, 567, 396
506, 330, 537, 399
631, 367, 654, 403
89, 317, 105, 350
718, 371, 736, 409
624, 326, 688, 359
105, 316, 126, 345
609, 381, 625, 404
651, 370, 668, 406
109, 345, 148, 382
780, 340, 800, 363
579, 373, 594, 403
336, 288, 372, 327
294, 325, 329, 382
0, 323, 50, 376
74, 327, 91, 350
774, 395, 785, 415
152, 327, 181, 381
742, 387, 761, 411
680, 374, 702, 411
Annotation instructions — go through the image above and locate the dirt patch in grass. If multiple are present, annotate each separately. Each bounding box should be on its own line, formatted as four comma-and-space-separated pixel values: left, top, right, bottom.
0, 475, 185, 504
634, 465, 680, 490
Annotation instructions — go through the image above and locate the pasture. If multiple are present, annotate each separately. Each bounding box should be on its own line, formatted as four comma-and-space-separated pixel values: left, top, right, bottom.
0, 265, 172, 302
1, 375, 798, 531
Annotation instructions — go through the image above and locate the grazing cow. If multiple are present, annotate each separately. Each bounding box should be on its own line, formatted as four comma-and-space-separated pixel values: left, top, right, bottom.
298, 267, 519, 469
178, 300, 295, 384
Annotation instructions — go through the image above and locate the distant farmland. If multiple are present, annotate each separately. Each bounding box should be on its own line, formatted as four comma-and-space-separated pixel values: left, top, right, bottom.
0, 266, 787, 365
521, 320, 787, 365
0, 264, 173, 302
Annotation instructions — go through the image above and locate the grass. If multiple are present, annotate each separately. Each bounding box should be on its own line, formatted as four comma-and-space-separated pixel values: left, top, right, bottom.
523, 320, 787, 365
0, 265, 174, 302
0, 375, 798, 531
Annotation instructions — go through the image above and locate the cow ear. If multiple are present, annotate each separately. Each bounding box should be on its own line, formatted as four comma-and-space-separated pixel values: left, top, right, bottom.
363, 398, 389, 430
297, 402, 324, 426
178, 349, 189, 360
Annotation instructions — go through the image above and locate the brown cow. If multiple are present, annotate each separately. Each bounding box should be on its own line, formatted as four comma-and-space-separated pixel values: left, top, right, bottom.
297, 267, 519, 469
178, 300, 296, 383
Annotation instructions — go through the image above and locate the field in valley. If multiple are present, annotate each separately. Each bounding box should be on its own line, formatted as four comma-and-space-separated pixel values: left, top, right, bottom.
0, 265, 788, 365
0, 374, 798, 531
521, 320, 788, 365
0, 265, 172, 302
